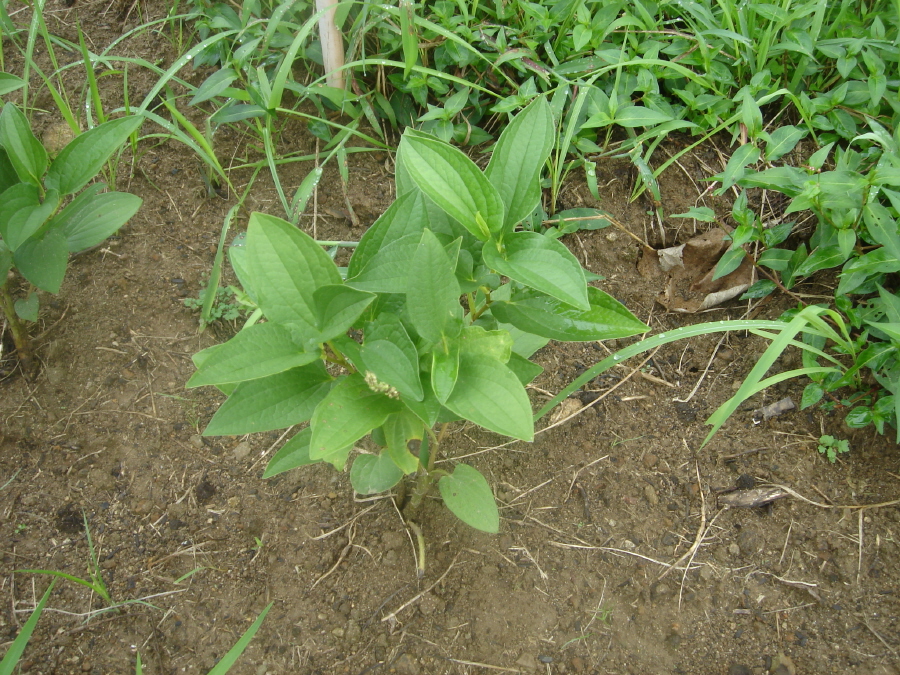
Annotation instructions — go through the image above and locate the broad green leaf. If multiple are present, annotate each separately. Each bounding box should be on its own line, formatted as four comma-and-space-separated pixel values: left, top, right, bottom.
445, 352, 533, 441
245, 212, 341, 325
764, 125, 807, 161
52, 190, 142, 252
738, 166, 805, 195
712, 247, 747, 280
864, 203, 900, 261
309, 374, 401, 460
403, 372, 444, 427
739, 93, 762, 138
504, 323, 550, 357
406, 229, 462, 343
400, 134, 505, 241
490, 287, 648, 341
263, 428, 320, 477
14, 230, 68, 293
14, 292, 38, 322
482, 232, 588, 310
44, 115, 144, 195
794, 245, 847, 277
313, 284, 375, 342
383, 410, 423, 474
544, 208, 613, 236
458, 325, 512, 362
350, 452, 404, 494
347, 233, 421, 293
0, 103, 46, 186
189, 67, 238, 105
431, 339, 460, 403
484, 97, 554, 230
360, 313, 424, 401
816, 171, 867, 210
740, 279, 777, 299
800, 382, 825, 409
187, 323, 318, 387
0, 244, 11, 280
717, 144, 760, 191
507, 352, 543, 385
0, 147, 18, 194
204, 363, 333, 435
615, 105, 674, 127
347, 191, 425, 277
671, 206, 716, 222
0, 73, 25, 96
0, 183, 47, 251
438, 464, 499, 533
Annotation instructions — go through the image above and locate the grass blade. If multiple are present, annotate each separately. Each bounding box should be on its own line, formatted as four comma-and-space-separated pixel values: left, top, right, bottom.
0, 580, 56, 675
534, 319, 797, 422
206, 602, 272, 675
200, 206, 238, 329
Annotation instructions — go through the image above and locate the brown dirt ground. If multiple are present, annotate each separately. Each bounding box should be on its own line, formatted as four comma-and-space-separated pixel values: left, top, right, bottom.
2, 2, 900, 674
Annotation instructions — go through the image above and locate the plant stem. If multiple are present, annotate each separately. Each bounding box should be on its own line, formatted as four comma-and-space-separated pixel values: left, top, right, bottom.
0, 281, 34, 375
407, 520, 426, 578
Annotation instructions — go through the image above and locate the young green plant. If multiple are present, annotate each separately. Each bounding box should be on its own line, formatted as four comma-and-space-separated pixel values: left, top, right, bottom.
187, 98, 648, 541
0, 103, 143, 374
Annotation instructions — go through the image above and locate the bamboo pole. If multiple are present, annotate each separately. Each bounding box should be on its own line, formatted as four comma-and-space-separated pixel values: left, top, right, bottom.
316, 0, 346, 90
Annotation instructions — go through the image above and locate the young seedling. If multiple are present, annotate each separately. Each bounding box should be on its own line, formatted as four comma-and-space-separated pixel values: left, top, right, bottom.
188, 98, 649, 550
0, 103, 143, 375
817, 434, 850, 463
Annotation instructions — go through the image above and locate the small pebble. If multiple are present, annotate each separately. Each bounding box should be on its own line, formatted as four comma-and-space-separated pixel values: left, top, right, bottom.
232, 441, 252, 460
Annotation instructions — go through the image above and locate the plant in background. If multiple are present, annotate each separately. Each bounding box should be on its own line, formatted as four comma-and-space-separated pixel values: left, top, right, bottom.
0, 101, 143, 374
187, 99, 649, 545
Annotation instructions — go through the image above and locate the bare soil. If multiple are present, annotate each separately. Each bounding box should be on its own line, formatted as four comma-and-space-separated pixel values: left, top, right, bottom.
2, 3, 899, 674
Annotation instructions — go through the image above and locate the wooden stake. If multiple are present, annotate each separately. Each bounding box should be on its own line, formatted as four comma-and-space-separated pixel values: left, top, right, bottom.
316, 0, 345, 90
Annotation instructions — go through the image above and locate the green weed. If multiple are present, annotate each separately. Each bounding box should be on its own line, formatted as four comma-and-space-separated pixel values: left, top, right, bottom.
817, 434, 850, 463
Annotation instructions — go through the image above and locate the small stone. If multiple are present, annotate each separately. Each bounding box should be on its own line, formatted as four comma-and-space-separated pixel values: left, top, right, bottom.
736, 473, 755, 490
232, 441, 252, 460
644, 484, 659, 505
642, 453, 658, 468
189, 435, 205, 449
728, 543, 741, 556
715, 347, 735, 363
42, 122, 78, 155
650, 582, 671, 601
622, 539, 636, 550
392, 653, 421, 675
45, 367, 66, 386
570, 656, 585, 673
327, 492, 337, 500
771, 653, 796, 675
515, 653, 539, 672
381, 530, 405, 550
331, 627, 344, 638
